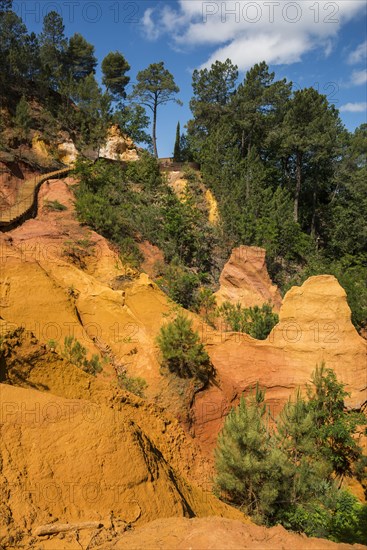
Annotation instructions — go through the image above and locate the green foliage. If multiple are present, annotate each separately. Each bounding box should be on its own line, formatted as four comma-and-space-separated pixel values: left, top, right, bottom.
73, 156, 124, 191
14, 95, 31, 138
62, 336, 102, 375
118, 371, 147, 398
173, 121, 181, 161
279, 488, 367, 543
306, 364, 367, 477
157, 314, 212, 383
215, 385, 286, 520
330, 490, 367, 544
124, 150, 161, 187
193, 288, 217, 326
328, 125, 367, 259
276, 87, 342, 223
130, 61, 182, 157
39, 11, 67, 88
187, 58, 366, 332
114, 103, 151, 146
66, 32, 97, 81
160, 186, 215, 271
156, 261, 201, 309
215, 366, 367, 543
47, 339, 58, 350
217, 302, 279, 340
73, 157, 215, 276
102, 51, 130, 101
43, 199, 67, 211
0, 0, 13, 12
71, 74, 111, 150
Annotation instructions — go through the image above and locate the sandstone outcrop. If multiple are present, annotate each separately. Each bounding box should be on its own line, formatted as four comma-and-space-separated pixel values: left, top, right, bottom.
214, 245, 282, 311
193, 274, 367, 452
99, 124, 139, 162
57, 139, 78, 164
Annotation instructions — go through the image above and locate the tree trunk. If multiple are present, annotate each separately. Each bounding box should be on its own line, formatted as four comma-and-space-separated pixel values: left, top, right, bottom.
311, 188, 317, 237
152, 101, 158, 158
294, 151, 302, 223
245, 141, 252, 201
241, 129, 245, 158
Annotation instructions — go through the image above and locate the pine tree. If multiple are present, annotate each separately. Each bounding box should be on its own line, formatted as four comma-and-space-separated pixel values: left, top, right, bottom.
15, 95, 31, 139
276, 390, 332, 508
0, 10, 28, 81
214, 366, 367, 536
130, 62, 182, 157
215, 385, 286, 520
306, 363, 367, 478
278, 88, 341, 224
156, 313, 212, 382
114, 104, 151, 146
66, 33, 97, 81
173, 121, 181, 161
102, 51, 130, 102
39, 11, 67, 89
188, 59, 238, 163
71, 74, 111, 152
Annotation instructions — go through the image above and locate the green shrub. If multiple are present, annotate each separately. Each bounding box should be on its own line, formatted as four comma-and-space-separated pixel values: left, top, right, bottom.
118, 371, 147, 398
125, 150, 161, 188
156, 262, 201, 309
182, 165, 197, 183
215, 366, 367, 543
215, 384, 290, 523
47, 339, 58, 350
193, 288, 217, 326
62, 336, 102, 375
73, 157, 126, 193
73, 156, 216, 275
43, 199, 67, 211
217, 302, 278, 339
157, 313, 212, 383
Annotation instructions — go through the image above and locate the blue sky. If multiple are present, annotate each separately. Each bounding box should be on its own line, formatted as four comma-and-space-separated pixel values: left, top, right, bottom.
19, 1, 367, 156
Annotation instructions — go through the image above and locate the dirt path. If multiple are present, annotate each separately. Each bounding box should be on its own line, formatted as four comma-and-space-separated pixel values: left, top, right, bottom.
0, 167, 72, 228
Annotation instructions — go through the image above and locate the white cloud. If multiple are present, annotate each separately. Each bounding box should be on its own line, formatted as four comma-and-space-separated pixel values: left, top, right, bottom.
340, 102, 367, 113
201, 33, 312, 71
141, 0, 366, 71
351, 69, 367, 86
347, 41, 367, 64
141, 8, 161, 41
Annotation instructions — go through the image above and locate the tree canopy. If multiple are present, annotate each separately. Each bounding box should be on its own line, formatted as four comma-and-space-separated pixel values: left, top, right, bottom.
102, 51, 130, 101
130, 61, 182, 157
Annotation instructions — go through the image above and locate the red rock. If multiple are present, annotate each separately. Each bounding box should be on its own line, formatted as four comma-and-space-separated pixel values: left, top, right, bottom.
214, 245, 282, 312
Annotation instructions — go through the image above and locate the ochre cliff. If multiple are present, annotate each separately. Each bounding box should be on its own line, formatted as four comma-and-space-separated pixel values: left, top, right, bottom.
0, 326, 244, 549
0, 176, 366, 548
214, 245, 282, 311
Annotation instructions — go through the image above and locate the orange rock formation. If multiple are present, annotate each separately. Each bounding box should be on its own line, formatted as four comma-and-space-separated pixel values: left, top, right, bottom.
214, 245, 283, 311
193, 274, 367, 452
